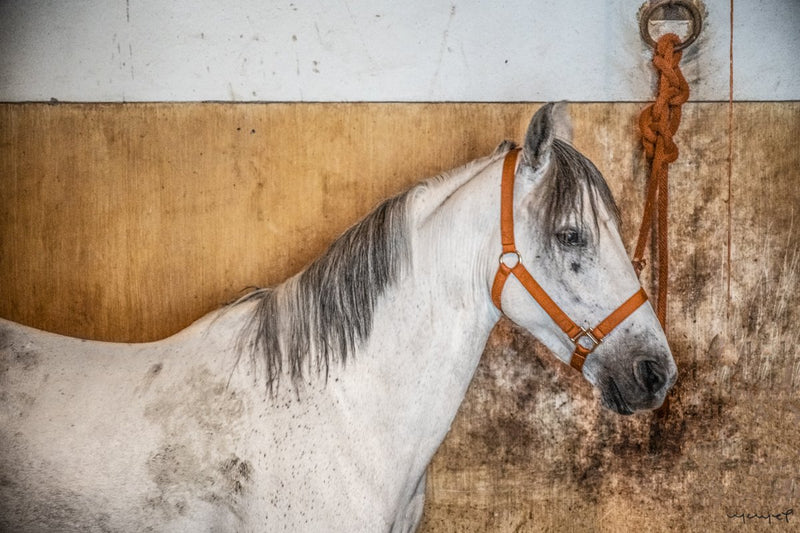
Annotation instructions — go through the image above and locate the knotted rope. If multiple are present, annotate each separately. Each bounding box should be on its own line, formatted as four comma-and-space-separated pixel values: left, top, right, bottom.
633, 33, 689, 330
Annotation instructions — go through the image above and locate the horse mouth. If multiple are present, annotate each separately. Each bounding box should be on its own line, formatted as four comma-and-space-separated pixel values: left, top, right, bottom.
602, 379, 634, 415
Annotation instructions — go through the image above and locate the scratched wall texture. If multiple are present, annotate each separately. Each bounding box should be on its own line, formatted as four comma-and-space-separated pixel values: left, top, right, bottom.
0, 102, 798, 531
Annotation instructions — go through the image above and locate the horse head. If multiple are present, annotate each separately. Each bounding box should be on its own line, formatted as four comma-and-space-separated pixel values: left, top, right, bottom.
493, 103, 677, 414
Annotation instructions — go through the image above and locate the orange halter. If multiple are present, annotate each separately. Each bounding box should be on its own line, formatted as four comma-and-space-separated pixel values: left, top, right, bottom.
491, 148, 648, 372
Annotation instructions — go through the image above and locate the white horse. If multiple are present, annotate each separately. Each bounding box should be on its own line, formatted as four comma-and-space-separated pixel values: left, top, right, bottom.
0, 104, 676, 532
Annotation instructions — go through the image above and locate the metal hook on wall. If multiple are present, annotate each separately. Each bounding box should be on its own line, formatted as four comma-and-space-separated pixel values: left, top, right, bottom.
639, 0, 703, 51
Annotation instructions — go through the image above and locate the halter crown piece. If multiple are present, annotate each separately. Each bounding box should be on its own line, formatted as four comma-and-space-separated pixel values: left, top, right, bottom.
491, 148, 649, 372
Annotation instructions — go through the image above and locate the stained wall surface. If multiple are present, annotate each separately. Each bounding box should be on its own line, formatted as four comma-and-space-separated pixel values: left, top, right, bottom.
1, 102, 798, 531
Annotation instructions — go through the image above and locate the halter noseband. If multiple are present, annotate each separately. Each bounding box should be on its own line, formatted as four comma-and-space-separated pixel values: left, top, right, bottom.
491, 148, 648, 372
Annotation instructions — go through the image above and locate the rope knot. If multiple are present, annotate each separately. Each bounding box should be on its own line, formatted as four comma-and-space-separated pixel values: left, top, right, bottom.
638, 33, 689, 165
633, 33, 690, 330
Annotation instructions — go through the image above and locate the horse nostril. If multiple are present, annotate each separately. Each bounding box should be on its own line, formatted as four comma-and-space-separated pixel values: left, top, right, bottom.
635, 359, 666, 394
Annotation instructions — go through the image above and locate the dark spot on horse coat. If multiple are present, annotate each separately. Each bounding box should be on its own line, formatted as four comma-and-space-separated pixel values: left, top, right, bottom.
146, 445, 253, 520
0, 326, 11, 351
15, 350, 39, 371
219, 455, 253, 496
0, 327, 42, 419
0, 326, 39, 373
137, 363, 164, 394
143, 367, 250, 519
570, 261, 581, 273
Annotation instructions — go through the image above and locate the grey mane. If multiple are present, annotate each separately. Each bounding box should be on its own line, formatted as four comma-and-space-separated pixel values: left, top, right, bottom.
540, 139, 620, 240
236, 190, 412, 393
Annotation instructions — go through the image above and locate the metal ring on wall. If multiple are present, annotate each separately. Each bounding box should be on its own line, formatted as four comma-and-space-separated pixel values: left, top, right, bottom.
639, 0, 703, 51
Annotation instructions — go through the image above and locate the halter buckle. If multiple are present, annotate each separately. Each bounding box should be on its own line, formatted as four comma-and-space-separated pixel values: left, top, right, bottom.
571, 327, 602, 353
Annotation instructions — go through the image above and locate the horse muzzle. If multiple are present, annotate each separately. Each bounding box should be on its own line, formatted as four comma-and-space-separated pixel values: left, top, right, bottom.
596, 352, 677, 415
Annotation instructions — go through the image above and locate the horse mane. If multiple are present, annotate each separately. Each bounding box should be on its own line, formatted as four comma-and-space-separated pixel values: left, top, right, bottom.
232, 149, 511, 393
539, 139, 621, 241
235, 188, 413, 393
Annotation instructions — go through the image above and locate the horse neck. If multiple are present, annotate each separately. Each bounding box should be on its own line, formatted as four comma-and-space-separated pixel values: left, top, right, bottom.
409, 159, 503, 338
352, 156, 504, 466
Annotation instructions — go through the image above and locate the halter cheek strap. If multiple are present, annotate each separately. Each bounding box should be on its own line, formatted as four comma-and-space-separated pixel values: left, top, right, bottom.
491, 148, 649, 372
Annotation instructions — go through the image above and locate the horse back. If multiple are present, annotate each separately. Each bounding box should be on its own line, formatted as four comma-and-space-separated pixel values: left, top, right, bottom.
0, 317, 250, 532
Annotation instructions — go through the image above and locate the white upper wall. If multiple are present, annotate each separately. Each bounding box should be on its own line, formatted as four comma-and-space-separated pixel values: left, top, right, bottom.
0, 0, 797, 102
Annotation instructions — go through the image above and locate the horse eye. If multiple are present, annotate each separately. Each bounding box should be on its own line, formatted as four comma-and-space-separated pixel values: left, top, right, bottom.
556, 228, 587, 248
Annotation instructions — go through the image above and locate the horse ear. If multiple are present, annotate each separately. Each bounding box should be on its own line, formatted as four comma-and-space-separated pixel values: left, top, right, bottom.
551, 101, 573, 143
522, 102, 572, 172
522, 103, 556, 171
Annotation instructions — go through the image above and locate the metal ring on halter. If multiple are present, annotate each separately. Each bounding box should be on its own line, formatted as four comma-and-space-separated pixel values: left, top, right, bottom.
639, 0, 703, 51
498, 251, 521, 269
571, 327, 602, 353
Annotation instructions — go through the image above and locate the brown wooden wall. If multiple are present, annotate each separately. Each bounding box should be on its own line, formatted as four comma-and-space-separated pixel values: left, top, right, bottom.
1, 102, 798, 531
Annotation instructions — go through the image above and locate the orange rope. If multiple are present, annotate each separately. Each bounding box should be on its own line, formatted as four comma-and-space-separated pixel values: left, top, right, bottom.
634, 33, 690, 330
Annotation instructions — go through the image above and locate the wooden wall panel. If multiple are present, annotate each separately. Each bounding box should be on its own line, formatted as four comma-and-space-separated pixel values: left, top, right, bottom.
0, 103, 535, 341
1, 102, 798, 531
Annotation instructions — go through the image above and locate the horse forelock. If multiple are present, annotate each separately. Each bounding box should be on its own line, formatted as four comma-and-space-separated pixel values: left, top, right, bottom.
539, 139, 621, 241
235, 190, 412, 393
